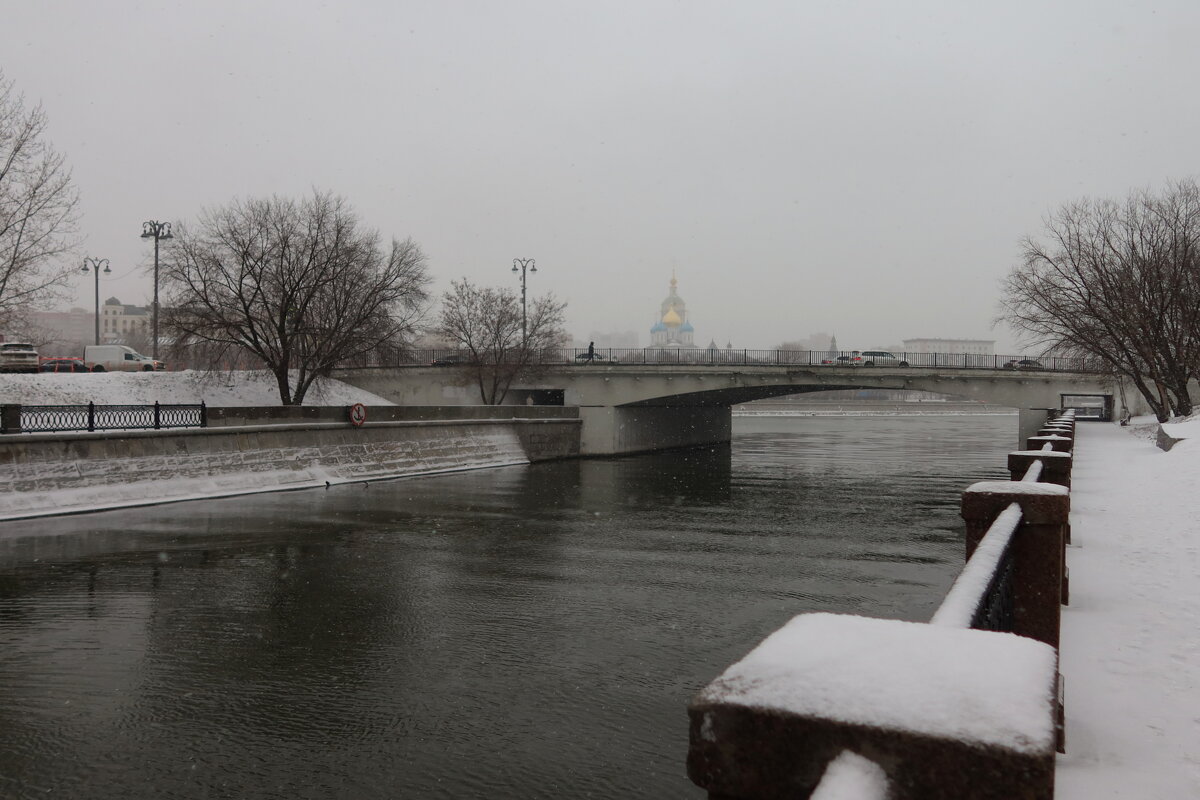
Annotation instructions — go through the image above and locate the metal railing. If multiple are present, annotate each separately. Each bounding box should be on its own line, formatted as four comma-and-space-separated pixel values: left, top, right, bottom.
7, 402, 207, 434
930, 503, 1021, 632
347, 348, 1103, 373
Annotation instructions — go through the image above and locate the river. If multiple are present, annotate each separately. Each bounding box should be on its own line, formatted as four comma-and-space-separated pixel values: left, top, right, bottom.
0, 413, 1015, 799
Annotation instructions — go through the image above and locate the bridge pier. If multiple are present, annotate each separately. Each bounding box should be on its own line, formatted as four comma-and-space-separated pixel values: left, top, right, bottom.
1018, 408, 1054, 449
579, 405, 731, 456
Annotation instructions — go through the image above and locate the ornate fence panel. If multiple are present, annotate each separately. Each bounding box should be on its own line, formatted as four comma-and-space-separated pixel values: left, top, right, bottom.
13, 402, 206, 434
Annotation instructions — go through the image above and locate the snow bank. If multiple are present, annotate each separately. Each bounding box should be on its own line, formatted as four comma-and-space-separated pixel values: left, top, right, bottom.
0, 370, 394, 407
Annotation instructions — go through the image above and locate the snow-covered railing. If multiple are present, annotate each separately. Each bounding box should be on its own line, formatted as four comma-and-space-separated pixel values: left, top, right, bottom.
688, 410, 1075, 799
930, 503, 1021, 630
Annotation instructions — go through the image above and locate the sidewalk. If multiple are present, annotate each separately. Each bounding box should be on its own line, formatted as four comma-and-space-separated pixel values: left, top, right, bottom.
1055, 422, 1200, 798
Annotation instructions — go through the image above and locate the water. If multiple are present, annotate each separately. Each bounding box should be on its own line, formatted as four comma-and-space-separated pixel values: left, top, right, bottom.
0, 414, 1014, 799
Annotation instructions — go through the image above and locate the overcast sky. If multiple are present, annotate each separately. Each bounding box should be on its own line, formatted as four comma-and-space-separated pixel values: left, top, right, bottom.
4, 1, 1199, 353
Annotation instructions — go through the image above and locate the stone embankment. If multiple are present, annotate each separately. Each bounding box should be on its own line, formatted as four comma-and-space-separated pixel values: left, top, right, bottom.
0, 406, 580, 521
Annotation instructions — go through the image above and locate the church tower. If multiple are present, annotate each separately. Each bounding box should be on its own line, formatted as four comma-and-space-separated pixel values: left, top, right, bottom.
650, 272, 697, 348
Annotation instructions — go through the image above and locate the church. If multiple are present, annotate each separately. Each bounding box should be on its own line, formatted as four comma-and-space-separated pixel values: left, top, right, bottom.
649, 273, 699, 350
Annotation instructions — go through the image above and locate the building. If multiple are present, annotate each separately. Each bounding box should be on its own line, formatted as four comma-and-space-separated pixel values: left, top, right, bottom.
29, 308, 95, 352
100, 297, 151, 345
649, 273, 698, 350
902, 338, 994, 356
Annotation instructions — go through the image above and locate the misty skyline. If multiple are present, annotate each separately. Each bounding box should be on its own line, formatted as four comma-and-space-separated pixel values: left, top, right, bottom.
4, 1, 1199, 354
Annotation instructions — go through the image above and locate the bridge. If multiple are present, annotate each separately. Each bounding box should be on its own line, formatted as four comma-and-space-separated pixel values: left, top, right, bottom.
335, 354, 1121, 456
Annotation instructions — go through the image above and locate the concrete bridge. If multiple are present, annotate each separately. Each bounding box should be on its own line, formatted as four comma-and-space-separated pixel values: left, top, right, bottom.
334, 362, 1120, 456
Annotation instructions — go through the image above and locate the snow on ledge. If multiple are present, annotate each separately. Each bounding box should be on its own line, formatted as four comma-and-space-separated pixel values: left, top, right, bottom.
1009, 449, 1072, 458
964, 480, 1069, 496
696, 613, 1057, 754
810, 750, 889, 800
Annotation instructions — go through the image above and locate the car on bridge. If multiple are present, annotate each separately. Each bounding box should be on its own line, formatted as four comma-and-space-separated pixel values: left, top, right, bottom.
829, 350, 909, 367
1004, 359, 1044, 370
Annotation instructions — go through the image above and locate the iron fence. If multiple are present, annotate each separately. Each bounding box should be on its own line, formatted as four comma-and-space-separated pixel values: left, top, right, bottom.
9, 402, 206, 434
348, 348, 1104, 373
970, 542, 1016, 632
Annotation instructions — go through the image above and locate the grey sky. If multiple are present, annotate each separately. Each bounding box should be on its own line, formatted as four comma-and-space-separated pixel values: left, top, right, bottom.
4, 0, 1198, 353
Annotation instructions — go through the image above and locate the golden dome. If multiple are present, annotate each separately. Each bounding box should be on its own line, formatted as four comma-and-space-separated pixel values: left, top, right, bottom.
663, 307, 682, 326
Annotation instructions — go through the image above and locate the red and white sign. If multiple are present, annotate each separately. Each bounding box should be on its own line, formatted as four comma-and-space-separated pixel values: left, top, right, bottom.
348, 403, 367, 427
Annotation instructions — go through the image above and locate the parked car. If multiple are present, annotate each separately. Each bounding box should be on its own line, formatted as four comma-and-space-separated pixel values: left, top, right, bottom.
39, 357, 91, 373
430, 354, 467, 366
1004, 359, 1044, 370
0, 342, 39, 373
84, 345, 165, 372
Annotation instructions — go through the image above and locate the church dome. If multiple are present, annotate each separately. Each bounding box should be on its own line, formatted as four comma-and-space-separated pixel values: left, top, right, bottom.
662, 308, 682, 326
651, 321, 667, 333
681, 321, 694, 332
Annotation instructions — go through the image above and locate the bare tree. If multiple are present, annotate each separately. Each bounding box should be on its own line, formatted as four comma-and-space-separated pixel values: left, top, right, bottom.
1001, 180, 1200, 421
163, 190, 431, 404
437, 278, 567, 404
0, 70, 79, 328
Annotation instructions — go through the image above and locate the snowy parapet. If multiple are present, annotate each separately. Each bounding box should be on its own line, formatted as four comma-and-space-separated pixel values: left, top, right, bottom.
964, 480, 1068, 497
688, 613, 1057, 800
696, 613, 1056, 752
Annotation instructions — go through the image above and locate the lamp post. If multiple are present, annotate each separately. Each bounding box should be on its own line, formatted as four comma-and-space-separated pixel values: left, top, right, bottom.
141, 220, 173, 360
81, 257, 111, 346
512, 257, 536, 343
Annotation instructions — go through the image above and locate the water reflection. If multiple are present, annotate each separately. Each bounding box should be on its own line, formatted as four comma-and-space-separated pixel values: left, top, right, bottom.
0, 415, 1013, 799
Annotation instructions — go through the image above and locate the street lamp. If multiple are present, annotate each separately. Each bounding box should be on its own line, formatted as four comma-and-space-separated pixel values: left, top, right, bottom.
512, 257, 536, 343
141, 220, 173, 360
81, 257, 111, 346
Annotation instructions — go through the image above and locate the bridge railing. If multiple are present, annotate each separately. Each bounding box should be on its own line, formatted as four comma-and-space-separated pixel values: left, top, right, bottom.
343, 348, 1102, 372
687, 411, 1075, 799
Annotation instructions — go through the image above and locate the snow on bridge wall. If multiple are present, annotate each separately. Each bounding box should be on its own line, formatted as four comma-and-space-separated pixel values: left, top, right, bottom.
0, 411, 580, 520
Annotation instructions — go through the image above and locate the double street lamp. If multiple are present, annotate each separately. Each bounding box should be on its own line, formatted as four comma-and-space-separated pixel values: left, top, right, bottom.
141, 220, 173, 360
512, 257, 536, 343
81, 257, 111, 346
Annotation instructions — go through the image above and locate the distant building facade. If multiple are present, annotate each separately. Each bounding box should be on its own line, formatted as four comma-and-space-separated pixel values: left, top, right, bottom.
101, 297, 151, 345
29, 308, 94, 352
902, 338, 994, 356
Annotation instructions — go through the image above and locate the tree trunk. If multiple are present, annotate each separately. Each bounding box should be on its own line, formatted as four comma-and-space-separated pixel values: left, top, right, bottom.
274, 369, 294, 405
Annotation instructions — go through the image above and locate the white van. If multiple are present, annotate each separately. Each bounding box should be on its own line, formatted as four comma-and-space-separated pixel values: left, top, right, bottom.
84, 345, 166, 372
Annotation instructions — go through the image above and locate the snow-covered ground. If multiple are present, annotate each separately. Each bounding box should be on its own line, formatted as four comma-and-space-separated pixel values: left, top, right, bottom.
0, 370, 394, 406
1057, 419, 1200, 798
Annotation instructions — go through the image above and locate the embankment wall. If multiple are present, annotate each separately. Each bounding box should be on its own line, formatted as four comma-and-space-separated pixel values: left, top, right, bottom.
0, 407, 580, 520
